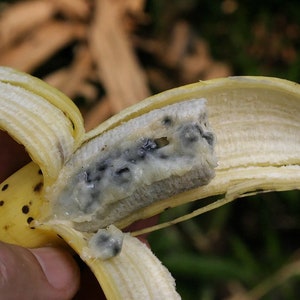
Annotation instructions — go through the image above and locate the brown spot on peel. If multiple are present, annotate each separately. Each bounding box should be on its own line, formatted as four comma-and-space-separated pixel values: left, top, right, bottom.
34, 182, 43, 192
1, 184, 9, 191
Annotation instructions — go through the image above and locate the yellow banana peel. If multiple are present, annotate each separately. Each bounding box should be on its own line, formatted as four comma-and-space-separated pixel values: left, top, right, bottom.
0, 66, 299, 299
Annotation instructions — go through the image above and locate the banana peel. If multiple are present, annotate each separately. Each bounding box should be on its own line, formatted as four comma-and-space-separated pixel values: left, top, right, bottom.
0, 67, 300, 299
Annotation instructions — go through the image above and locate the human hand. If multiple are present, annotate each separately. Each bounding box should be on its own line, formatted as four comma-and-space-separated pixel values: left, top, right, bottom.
0, 241, 80, 299
0, 131, 82, 299
0, 131, 156, 299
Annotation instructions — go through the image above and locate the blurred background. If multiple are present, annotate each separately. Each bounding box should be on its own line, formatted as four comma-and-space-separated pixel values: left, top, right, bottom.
0, 0, 300, 299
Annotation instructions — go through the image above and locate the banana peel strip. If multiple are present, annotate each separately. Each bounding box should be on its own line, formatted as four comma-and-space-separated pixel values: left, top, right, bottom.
114, 76, 300, 228
44, 223, 180, 300
1, 67, 300, 299
0, 67, 84, 182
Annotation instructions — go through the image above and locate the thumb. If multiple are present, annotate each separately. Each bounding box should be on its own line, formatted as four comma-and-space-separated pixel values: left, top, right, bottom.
0, 241, 80, 300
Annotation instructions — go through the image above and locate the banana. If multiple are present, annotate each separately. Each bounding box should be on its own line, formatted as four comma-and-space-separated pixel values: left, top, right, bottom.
1, 66, 300, 299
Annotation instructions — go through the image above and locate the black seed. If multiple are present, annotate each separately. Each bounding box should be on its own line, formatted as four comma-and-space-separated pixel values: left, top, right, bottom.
94, 232, 122, 256
97, 159, 110, 172
101, 145, 107, 151
143, 138, 157, 151
112, 243, 122, 256
34, 182, 43, 192
159, 153, 169, 159
97, 232, 110, 244
115, 167, 130, 175
180, 123, 202, 144
0, 200, 4, 206
202, 132, 214, 146
22, 205, 30, 214
114, 166, 131, 183
137, 138, 157, 158
1, 184, 9, 191
27, 217, 34, 224
162, 116, 173, 126
84, 170, 101, 183
83, 164, 105, 183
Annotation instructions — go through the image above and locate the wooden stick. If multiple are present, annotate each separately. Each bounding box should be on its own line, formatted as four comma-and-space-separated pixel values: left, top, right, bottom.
44, 45, 97, 107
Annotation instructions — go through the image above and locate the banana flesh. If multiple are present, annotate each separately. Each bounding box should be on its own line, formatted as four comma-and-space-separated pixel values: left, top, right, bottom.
47, 98, 217, 232
1, 67, 300, 299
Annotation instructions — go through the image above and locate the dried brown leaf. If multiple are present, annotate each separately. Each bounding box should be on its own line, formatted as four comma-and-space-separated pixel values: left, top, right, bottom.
48, 0, 91, 20
0, 1, 55, 51
89, 0, 150, 113
0, 21, 86, 73
84, 97, 112, 130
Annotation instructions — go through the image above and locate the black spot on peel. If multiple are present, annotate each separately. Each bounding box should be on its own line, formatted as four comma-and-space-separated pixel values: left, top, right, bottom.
27, 217, 34, 225
38, 169, 43, 175
1, 184, 9, 191
34, 182, 43, 193
22, 205, 30, 214
0, 200, 4, 206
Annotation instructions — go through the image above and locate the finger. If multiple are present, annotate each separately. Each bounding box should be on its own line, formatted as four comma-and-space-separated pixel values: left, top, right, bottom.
0, 131, 30, 182
0, 242, 80, 300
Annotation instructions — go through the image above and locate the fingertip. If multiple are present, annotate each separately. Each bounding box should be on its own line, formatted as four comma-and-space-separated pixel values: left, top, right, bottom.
0, 242, 80, 299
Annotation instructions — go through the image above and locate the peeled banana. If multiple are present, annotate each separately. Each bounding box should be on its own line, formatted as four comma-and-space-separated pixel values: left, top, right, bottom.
0, 66, 300, 299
